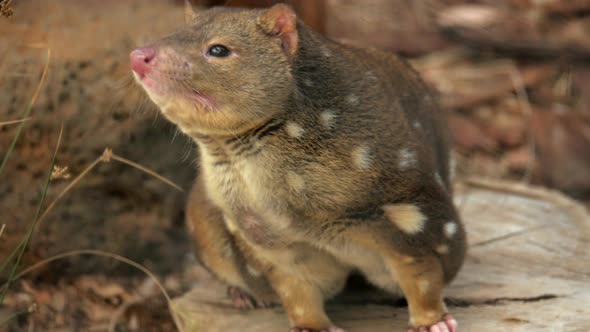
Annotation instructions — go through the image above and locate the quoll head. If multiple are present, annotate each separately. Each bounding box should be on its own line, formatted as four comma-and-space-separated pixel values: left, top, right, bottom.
130, 2, 300, 136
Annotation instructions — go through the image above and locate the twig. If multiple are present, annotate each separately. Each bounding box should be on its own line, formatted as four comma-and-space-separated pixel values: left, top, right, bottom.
507, 65, 536, 184
470, 224, 549, 247
0, 117, 32, 127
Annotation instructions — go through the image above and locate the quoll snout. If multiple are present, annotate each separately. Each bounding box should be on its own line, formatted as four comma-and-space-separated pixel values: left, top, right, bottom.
130, 47, 157, 78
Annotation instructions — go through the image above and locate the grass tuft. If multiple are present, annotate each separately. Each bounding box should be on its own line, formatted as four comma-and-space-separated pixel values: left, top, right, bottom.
0, 124, 63, 305
0, 145, 184, 327
0, 48, 50, 177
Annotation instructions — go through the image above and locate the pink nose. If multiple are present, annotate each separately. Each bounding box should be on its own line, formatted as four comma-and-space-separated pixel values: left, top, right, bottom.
130, 47, 157, 77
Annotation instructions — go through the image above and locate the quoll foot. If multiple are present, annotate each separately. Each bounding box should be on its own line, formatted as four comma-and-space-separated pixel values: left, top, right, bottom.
289, 327, 345, 332
227, 286, 273, 309
407, 314, 457, 332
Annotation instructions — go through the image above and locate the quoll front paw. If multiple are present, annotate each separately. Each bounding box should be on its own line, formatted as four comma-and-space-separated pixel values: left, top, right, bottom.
289, 327, 345, 332
407, 314, 457, 332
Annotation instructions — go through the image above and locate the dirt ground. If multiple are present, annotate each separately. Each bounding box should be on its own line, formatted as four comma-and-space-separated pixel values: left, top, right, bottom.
0, 0, 589, 331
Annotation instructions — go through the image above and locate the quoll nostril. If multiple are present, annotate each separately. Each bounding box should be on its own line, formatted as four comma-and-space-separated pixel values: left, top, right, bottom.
130, 47, 157, 76
131, 47, 156, 62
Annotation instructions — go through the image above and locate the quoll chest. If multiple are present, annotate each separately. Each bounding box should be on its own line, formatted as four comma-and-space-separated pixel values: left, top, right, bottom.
201, 148, 278, 210
199, 144, 293, 245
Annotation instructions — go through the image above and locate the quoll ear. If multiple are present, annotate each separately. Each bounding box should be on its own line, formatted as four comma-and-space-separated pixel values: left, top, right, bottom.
184, 0, 198, 25
257, 4, 299, 57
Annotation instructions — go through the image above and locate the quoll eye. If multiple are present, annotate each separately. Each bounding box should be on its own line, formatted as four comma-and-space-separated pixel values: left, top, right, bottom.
207, 44, 231, 58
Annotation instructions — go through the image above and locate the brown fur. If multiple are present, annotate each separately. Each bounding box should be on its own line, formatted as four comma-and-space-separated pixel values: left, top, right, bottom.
134, 3, 466, 331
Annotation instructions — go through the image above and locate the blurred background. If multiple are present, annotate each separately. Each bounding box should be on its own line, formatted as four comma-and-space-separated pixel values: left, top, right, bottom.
1, 0, 589, 330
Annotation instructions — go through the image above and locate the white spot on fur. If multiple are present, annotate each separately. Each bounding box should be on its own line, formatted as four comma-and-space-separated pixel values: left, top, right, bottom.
320, 110, 337, 129
294, 306, 305, 317
281, 289, 291, 298
321, 46, 332, 57
402, 256, 415, 264
224, 216, 239, 233
303, 78, 313, 87
285, 121, 304, 138
444, 222, 458, 238
383, 204, 426, 234
352, 145, 372, 170
286, 171, 305, 192
436, 244, 450, 255
417, 279, 430, 295
398, 148, 417, 170
435, 172, 445, 189
346, 94, 359, 105
246, 265, 261, 277
450, 155, 457, 180
366, 71, 377, 81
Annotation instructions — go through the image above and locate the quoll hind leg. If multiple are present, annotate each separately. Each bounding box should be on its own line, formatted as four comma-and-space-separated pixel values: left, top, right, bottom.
186, 177, 277, 307
264, 247, 350, 332
268, 270, 344, 332
387, 255, 457, 332
334, 196, 465, 331
383, 198, 464, 331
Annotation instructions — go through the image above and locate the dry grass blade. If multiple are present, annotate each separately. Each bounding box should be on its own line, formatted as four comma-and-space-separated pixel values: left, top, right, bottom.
0, 143, 185, 327
0, 117, 32, 127
507, 65, 536, 184
0, 224, 5, 239
0, 124, 63, 304
1, 148, 183, 273
110, 152, 183, 192
4, 249, 183, 332
36, 157, 103, 226
0, 134, 183, 318
0, 149, 102, 276
31, 148, 183, 239
0, 48, 50, 177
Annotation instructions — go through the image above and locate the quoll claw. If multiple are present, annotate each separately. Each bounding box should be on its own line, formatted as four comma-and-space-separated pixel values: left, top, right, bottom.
408, 314, 458, 332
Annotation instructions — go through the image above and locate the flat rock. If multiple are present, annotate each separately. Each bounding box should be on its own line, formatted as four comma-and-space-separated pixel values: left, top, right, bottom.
172, 180, 590, 331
